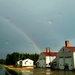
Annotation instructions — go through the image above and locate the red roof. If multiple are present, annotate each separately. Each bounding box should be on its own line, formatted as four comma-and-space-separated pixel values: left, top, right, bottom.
65, 47, 75, 52
42, 52, 57, 56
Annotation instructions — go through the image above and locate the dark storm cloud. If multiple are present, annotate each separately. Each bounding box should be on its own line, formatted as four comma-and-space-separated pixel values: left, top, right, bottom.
0, 0, 75, 58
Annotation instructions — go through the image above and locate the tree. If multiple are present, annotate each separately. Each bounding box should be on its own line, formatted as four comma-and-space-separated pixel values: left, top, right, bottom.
5, 54, 12, 65
11, 52, 20, 65
5, 52, 20, 65
0, 59, 5, 64
5, 52, 39, 65
20, 53, 25, 60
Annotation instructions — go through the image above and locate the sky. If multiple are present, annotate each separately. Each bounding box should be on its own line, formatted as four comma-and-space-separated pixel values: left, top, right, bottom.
0, 0, 75, 58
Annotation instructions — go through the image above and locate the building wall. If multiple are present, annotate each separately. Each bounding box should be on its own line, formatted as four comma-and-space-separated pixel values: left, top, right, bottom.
52, 47, 73, 70
22, 59, 33, 66
37, 53, 56, 68
37, 53, 46, 68
46, 56, 56, 67
17, 60, 22, 65
73, 52, 75, 69
56, 47, 73, 58
39, 53, 45, 59
38, 59, 46, 68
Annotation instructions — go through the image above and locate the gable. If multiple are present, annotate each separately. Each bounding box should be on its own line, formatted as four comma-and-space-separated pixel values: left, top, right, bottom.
39, 53, 45, 59
22, 59, 33, 62
56, 47, 73, 57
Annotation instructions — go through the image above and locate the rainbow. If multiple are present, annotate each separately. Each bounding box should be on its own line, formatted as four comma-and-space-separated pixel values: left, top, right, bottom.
0, 16, 41, 53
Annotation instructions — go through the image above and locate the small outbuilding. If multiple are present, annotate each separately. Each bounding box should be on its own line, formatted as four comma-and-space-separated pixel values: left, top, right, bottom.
36, 48, 57, 68
17, 58, 34, 67
51, 40, 75, 70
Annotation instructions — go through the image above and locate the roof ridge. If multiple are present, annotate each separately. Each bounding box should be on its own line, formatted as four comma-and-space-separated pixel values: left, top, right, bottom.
65, 46, 75, 48
65, 47, 75, 52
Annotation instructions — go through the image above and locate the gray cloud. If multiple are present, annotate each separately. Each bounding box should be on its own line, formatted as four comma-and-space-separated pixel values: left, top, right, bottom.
0, 0, 75, 58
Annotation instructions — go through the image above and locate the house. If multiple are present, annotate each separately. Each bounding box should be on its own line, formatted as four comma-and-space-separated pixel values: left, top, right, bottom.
17, 58, 34, 67
36, 47, 57, 68
51, 40, 75, 70
22, 58, 34, 67
17, 60, 22, 67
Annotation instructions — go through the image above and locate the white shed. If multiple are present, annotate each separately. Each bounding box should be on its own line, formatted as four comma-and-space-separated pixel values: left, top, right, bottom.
36, 48, 57, 68
51, 41, 75, 70
17, 60, 22, 65
22, 58, 34, 67
17, 59, 34, 67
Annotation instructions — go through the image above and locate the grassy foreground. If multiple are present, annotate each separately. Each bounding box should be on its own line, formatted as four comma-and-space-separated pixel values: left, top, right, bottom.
4, 65, 34, 71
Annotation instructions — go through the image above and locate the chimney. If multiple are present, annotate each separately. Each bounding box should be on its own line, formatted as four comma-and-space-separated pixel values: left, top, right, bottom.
46, 47, 50, 53
65, 40, 70, 47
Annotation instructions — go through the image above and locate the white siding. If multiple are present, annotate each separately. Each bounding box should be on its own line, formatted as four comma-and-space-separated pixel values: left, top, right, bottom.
46, 56, 56, 67
73, 52, 75, 69
46, 56, 50, 64
22, 59, 33, 66
59, 58, 64, 69
65, 58, 73, 70
17, 60, 22, 65
52, 47, 74, 70
17, 61, 20, 64
46, 56, 50, 67
38, 59, 46, 68
37, 53, 46, 68
37, 53, 56, 68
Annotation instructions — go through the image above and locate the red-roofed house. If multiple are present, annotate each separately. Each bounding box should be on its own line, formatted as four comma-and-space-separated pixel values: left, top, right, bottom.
51, 41, 75, 70
36, 48, 57, 68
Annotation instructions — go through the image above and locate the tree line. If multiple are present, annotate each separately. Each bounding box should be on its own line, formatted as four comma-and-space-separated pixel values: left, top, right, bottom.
0, 52, 39, 65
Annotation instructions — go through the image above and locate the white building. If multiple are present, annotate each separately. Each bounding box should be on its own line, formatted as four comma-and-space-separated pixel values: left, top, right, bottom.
51, 41, 75, 70
17, 58, 34, 67
36, 48, 57, 68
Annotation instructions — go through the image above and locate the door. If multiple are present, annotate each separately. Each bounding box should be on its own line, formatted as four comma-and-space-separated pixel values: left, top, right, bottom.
59, 58, 64, 69
65, 58, 73, 70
